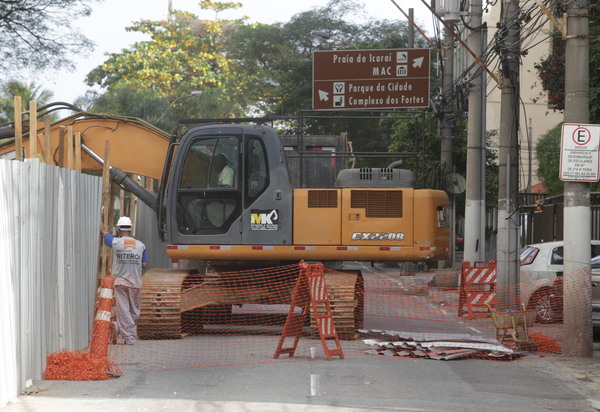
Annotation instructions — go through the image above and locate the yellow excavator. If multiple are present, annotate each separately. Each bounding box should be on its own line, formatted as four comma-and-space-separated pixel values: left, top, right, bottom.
0, 107, 450, 339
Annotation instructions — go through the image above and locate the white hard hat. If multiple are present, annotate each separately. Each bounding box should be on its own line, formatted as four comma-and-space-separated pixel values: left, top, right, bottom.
116, 216, 132, 230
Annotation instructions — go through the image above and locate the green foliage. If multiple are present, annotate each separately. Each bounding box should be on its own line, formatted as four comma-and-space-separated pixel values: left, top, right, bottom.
535, 6, 600, 119
0, 80, 55, 123
224, 0, 436, 164
533, 38, 564, 111
0, 0, 95, 73
85, 2, 248, 119
535, 122, 600, 194
388, 112, 498, 215
76, 86, 178, 132
85, 0, 436, 165
388, 111, 466, 188
226, 0, 429, 118
535, 123, 563, 195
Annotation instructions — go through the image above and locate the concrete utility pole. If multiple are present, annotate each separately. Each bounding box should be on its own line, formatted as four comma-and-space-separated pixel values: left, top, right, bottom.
496, 0, 521, 310
563, 0, 592, 358
440, 28, 454, 174
408, 8, 415, 48
440, 27, 454, 263
463, 0, 484, 264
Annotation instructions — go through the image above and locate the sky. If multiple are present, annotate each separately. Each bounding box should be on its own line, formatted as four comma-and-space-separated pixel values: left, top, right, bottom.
39, 0, 436, 105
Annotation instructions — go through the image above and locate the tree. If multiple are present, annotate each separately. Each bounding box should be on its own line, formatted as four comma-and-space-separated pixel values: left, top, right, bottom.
227, 0, 430, 118
0, 80, 54, 123
85, 2, 246, 120
534, 4, 600, 121
533, 122, 600, 195
225, 0, 433, 166
0, 0, 96, 73
76, 86, 179, 132
533, 36, 565, 111
536, 122, 600, 196
388, 112, 498, 214
535, 123, 563, 195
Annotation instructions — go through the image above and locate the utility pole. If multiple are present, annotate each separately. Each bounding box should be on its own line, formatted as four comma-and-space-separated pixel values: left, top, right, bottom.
496, 0, 520, 310
563, 0, 592, 358
440, 28, 454, 263
463, 0, 484, 263
440, 28, 454, 178
408, 8, 415, 48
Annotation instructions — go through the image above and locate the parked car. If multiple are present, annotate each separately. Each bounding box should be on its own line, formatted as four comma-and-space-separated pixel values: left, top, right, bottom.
519, 240, 600, 324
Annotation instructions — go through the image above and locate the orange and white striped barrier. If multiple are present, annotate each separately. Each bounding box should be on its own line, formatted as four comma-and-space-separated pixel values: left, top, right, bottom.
458, 261, 496, 319
90, 276, 115, 357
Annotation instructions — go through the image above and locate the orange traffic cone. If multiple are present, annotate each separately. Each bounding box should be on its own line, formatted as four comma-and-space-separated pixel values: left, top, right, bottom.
90, 276, 115, 358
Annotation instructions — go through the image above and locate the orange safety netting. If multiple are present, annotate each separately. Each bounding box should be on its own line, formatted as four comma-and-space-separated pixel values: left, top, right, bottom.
530, 332, 562, 353
44, 350, 121, 380
65, 261, 596, 372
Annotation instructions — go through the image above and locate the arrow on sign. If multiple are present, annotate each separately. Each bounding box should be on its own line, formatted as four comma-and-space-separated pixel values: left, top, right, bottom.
318, 90, 329, 101
412, 57, 424, 68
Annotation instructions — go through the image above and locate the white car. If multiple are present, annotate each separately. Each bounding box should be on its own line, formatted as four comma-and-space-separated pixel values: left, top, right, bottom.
519, 240, 600, 324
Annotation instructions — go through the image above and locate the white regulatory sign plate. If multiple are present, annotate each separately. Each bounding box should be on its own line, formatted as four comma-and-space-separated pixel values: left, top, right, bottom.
560, 123, 600, 182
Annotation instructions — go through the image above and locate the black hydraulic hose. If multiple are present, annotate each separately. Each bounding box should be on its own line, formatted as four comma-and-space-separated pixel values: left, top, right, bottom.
81, 143, 159, 213
109, 167, 159, 213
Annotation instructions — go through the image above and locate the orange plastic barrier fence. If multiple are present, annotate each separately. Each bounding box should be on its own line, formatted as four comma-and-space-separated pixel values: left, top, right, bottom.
274, 262, 343, 360
48, 262, 600, 374
458, 261, 496, 319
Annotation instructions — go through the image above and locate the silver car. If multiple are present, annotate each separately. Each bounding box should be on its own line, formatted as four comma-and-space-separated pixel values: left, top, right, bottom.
519, 240, 600, 324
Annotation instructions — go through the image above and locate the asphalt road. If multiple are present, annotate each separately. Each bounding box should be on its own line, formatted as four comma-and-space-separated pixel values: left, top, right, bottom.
3, 263, 600, 412
3, 352, 600, 412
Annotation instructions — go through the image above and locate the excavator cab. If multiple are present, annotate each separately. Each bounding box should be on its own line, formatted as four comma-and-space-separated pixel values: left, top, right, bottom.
165, 124, 294, 246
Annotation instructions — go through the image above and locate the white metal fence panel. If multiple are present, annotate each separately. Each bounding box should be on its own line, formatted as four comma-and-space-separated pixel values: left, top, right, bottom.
0, 159, 102, 409
134, 201, 172, 269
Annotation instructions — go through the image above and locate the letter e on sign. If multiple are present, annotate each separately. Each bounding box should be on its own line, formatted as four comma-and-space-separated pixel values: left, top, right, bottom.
573, 127, 591, 146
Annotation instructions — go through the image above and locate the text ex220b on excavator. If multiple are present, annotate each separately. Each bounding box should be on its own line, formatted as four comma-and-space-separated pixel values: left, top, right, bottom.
0, 114, 450, 339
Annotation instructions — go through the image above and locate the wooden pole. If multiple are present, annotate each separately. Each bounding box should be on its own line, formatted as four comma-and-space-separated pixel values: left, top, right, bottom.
74, 131, 82, 172
13, 96, 22, 161
130, 175, 139, 236
29, 100, 37, 158
100, 141, 111, 280
58, 126, 66, 167
44, 116, 51, 164
66, 126, 74, 170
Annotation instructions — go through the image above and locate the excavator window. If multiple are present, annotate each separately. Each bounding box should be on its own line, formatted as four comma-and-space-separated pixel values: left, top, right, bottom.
245, 137, 268, 204
177, 136, 240, 234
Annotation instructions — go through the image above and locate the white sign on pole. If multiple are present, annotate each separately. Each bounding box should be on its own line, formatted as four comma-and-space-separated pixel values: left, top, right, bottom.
560, 123, 600, 182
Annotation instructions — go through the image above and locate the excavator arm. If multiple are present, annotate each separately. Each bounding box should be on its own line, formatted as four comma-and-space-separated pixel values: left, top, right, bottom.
0, 112, 172, 181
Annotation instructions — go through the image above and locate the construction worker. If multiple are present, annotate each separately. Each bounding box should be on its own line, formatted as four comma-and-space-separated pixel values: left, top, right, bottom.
213, 153, 235, 187
100, 216, 148, 345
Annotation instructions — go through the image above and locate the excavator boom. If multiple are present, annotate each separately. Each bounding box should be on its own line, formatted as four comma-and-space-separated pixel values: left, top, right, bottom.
0, 112, 171, 180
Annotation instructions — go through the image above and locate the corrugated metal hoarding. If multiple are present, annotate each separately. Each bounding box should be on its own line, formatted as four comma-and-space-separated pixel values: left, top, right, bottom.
0, 159, 102, 408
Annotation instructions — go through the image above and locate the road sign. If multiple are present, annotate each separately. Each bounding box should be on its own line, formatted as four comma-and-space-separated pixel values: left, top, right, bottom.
312, 48, 430, 110
560, 123, 600, 182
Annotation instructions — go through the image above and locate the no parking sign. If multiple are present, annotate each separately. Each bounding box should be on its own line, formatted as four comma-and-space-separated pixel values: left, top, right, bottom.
560, 123, 600, 182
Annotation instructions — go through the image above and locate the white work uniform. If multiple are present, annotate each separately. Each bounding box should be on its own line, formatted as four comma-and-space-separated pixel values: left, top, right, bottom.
218, 165, 234, 186
104, 233, 147, 344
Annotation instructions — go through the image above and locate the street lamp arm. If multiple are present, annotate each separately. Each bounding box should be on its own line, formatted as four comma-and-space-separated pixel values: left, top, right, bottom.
311, 30, 358, 49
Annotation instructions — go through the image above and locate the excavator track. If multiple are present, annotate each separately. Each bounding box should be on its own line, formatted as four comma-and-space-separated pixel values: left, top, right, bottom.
137, 266, 365, 340
138, 268, 203, 339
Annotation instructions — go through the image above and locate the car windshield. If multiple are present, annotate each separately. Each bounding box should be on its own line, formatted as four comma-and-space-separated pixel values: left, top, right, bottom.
520, 246, 539, 265
592, 255, 600, 270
